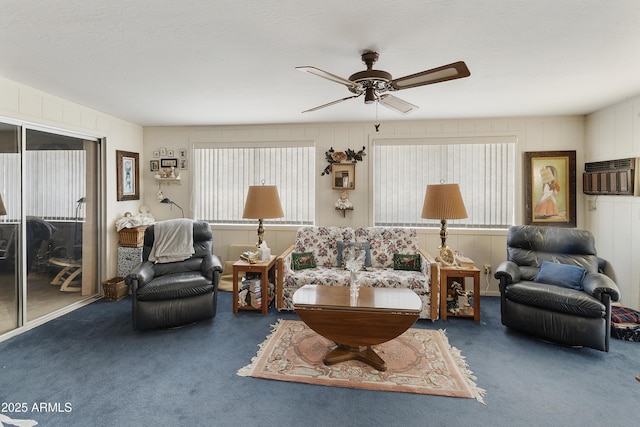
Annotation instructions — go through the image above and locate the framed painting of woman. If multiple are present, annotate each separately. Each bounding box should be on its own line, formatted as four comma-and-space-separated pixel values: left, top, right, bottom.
524, 151, 576, 227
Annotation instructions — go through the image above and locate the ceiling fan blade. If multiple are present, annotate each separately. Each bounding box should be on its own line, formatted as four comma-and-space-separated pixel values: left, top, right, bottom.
378, 94, 419, 114
296, 66, 360, 90
302, 94, 361, 113
390, 61, 470, 90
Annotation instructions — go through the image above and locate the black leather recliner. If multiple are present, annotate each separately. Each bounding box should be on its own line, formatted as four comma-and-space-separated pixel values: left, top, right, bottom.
494, 225, 620, 351
125, 221, 223, 330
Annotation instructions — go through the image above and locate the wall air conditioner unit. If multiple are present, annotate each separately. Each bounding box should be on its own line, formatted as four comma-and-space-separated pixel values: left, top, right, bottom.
583, 158, 637, 196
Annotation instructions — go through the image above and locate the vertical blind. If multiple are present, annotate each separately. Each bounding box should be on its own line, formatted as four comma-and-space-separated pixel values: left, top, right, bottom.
194, 143, 315, 224
0, 151, 85, 222
374, 137, 516, 228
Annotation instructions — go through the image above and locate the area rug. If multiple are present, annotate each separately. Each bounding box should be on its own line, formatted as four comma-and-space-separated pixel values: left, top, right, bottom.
238, 319, 485, 403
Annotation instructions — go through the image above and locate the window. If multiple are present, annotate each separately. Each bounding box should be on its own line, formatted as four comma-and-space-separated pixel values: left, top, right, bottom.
0, 135, 87, 222
374, 136, 516, 229
194, 142, 315, 225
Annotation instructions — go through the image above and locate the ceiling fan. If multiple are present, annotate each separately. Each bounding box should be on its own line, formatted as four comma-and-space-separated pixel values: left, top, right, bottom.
297, 51, 470, 114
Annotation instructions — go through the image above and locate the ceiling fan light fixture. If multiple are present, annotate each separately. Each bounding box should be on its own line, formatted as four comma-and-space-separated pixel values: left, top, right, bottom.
364, 87, 376, 104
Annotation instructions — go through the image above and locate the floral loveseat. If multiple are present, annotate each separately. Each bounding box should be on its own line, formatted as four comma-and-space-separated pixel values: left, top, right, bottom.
276, 226, 439, 319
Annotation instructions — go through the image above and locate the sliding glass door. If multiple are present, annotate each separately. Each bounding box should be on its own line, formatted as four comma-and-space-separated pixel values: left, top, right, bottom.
0, 123, 21, 334
0, 122, 101, 334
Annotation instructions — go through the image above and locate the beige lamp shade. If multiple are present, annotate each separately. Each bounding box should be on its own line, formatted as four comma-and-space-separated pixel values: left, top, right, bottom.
242, 185, 284, 219
421, 183, 468, 220
421, 183, 467, 265
242, 185, 284, 248
0, 193, 6, 216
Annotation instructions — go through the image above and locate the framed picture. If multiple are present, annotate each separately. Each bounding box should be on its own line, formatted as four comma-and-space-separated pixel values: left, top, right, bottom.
150, 160, 159, 171
116, 150, 140, 201
179, 159, 188, 170
179, 148, 188, 158
167, 150, 174, 157
161, 158, 178, 168
159, 147, 167, 156
524, 150, 576, 227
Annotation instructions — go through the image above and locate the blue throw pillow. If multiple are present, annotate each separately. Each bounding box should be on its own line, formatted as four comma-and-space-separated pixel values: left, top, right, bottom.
534, 261, 587, 290
336, 242, 371, 269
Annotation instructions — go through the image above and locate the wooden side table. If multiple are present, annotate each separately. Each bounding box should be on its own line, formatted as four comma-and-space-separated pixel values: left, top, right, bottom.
232, 255, 277, 315
439, 264, 481, 322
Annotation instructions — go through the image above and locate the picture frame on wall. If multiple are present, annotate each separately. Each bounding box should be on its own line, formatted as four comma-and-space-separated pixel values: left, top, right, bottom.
150, 160, 159, 171
116, 150, 140, 201
161, 158, 178, 168
524, 150, 576, 227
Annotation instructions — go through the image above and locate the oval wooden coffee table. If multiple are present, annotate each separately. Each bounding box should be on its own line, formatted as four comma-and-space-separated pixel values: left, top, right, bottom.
293, 285, 422, 371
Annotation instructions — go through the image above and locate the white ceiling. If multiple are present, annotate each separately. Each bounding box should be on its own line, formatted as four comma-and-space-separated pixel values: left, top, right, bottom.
2, 0, 640, 127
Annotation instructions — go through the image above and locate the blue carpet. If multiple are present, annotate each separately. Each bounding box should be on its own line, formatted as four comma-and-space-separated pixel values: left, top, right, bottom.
0, 292, 638, 427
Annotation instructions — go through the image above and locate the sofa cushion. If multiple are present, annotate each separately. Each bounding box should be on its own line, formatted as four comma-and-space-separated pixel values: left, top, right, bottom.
534, 261, 586, 290
294, 226, 355, 268
355, 227, 419, 268
393, 253, 421, 271
292, 252, 316, 270
356, 268, 429, 291
336, 241, 371, 269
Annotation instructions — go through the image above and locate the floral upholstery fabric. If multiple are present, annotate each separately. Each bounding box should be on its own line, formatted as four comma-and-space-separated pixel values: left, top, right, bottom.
355, 227, 420, 268
293, 226, 355, 268
280, 227, 433, 319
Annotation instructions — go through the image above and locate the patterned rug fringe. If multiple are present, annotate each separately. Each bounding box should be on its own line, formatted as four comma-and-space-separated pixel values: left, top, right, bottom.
238, 319, 485, 404
438, 328, 486, 404
237, 319, 287, 378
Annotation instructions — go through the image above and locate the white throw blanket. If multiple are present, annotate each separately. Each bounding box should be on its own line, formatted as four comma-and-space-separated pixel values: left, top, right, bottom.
148, 219, 195, 263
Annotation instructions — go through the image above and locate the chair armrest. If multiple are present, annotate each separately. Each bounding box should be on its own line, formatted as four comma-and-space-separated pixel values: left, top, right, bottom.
125, 261, 156, 290
201, 254, 223, 280
277, 245, 295, 274
276, 245, 295, 310
494, 261, 521, 287
418, 249, 439, 320
582, 272, 621, 302
417, 249, 434, 276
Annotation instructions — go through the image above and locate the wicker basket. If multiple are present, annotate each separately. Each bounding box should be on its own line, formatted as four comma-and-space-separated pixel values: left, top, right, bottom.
102, 277, 129, 301
118, 226, 148, 248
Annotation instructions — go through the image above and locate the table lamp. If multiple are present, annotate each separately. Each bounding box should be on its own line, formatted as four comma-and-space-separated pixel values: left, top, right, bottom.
421, 183, 467, 264
242, 185, 284, 247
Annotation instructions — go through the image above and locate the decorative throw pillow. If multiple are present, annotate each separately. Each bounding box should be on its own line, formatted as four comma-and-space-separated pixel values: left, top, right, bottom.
393, 253, 421, 271
291, 252, 316, 270
336, 242, 371, 269
534, 261, 586, 290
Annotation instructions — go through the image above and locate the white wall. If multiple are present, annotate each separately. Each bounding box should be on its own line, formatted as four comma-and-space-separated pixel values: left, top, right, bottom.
3, 73, 637, 309
585, 95, 640, 309
0, 76, 144, 280
145, 116, 585, 297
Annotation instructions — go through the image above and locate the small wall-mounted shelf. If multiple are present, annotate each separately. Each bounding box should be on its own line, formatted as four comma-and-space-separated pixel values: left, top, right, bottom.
155, 177, 182, 185
335, 207, 353, 217
332, 163, 355, 189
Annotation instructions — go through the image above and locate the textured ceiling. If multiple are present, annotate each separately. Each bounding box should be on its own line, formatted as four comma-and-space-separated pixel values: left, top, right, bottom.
1, 0, 640, 126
